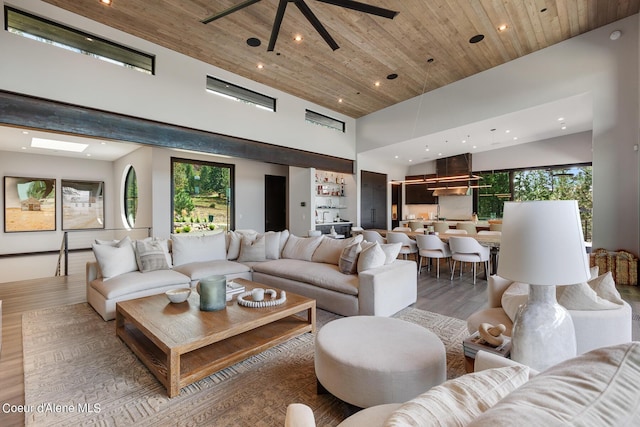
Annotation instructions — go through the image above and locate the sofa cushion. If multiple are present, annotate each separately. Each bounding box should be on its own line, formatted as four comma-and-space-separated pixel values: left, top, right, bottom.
238, 235, 267, 262
501, 281, 529, 322
171, 232, 226, 266
282, 235, 323, 261
469, 342, 640, 426
252, 259, 359, 295
358, 242, 386, 273
90, 269, 190, 299
384, 365, 530, 427
312, 235, 363, 265
92, 236, 138, 280
135, 239, 170, 272
139, 237, 172, 268
339, 242, 362, 275
173, 260, 251, 282
260, 231, 282, 260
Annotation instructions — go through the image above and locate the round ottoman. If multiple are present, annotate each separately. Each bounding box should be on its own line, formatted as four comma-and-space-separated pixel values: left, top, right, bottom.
315, 316, 446, 408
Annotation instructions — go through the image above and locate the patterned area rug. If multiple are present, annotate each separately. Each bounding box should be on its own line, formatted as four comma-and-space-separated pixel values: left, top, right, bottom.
23, 303, 468, 426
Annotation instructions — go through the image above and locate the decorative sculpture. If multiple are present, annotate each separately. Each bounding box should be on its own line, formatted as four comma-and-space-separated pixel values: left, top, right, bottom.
478, 323, 507, 347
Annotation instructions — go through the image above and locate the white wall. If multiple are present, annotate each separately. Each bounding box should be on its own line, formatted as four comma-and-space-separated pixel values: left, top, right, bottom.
0, 0, 356, 160
288, 166, 314, 237
359, 16, 640, 254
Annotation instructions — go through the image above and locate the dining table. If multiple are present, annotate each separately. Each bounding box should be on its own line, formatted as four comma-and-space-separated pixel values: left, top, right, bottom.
370, 229, 501, 275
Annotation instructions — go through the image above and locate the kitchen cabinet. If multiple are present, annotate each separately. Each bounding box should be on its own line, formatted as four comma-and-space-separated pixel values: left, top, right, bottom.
406, 183, 438, 204
361, 170, 387, 229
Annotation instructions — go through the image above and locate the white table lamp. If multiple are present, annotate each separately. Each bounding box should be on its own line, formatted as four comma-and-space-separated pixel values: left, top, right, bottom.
497, 200, 590, 371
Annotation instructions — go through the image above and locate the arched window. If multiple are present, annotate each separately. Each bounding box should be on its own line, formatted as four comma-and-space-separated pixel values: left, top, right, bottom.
123, 165, 138, 228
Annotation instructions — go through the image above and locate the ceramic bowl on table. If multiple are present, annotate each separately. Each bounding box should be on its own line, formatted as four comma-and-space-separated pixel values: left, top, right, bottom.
166, 288, 191, 303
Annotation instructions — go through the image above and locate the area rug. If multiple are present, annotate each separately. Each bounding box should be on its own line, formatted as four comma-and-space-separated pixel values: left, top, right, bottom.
23, 304, 468, 426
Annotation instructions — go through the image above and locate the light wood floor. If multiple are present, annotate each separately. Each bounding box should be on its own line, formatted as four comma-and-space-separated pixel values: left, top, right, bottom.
1, 267, 638, 427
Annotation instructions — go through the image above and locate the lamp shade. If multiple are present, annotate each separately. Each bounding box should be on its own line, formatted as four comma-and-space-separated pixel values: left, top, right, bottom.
497, 200, 590, 286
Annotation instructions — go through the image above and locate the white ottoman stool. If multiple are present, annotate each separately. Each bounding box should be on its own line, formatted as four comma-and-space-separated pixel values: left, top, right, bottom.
315, 316, 446, 408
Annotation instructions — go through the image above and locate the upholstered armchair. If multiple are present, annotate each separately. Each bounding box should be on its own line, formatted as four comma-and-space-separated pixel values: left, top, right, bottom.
466, 274, 632, 355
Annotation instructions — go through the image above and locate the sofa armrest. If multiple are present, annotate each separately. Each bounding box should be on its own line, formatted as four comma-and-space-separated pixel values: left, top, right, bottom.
86, 261, 101, 284
358, 260, 417, 316
487, 275, 514, 308
285, 403, 316, 427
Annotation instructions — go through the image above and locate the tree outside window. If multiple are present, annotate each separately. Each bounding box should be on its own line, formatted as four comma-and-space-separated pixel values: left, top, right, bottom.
171, 158, 234, 233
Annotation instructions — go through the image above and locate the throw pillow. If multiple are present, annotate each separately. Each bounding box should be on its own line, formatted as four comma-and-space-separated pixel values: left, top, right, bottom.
385, 365, 530, 427
380, 242, 402, 264
312, 235, 363, 265
338, 242, 362, 274
171, 232, 226, 266
501, 281, 530, 322
235, 229, 258, 242
281, 235, 323, 261
357, 242, 386, 273
587, 271, 624, 305
279, 229, 290, 255
226, 231, 242, 260
237, 235, 267, 262
469, 343, 640, 426
261, 231, 282, 260
135, 239, 170, 272
92, 236, 138, 280
556, 279, 623, 311
139, 237, 172, 268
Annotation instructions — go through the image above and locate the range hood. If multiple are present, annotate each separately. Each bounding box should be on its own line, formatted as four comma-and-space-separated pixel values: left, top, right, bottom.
433, 187, 470, 196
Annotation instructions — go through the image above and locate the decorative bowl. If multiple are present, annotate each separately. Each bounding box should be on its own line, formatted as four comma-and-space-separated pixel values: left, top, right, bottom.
166, 288, 191, 303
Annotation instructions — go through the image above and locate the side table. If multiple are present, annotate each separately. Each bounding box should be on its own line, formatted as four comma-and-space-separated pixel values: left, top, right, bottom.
463, 331, 511, 373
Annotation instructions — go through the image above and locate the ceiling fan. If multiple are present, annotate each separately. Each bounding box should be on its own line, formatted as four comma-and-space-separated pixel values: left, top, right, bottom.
201, 0, 399, 52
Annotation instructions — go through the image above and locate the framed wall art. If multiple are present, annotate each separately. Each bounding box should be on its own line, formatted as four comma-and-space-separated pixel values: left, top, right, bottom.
4, 176, 56, 232
61, 180, 104, 230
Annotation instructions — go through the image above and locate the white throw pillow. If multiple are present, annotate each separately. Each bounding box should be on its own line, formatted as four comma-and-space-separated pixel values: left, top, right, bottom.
357, 242, 386, 273
385, 365, 530, 427
135, 239, 170, 272
281, 235, 323, 261
92, 236, 138, 280
380, 242, 402, 264
501, 281, 530, 322
226, 230, 242, 260
556, 271, 624, 310
260, 231, 282, 260
279, 229, 290, 255
237, 235, 267, 262
171, 232, 226, 266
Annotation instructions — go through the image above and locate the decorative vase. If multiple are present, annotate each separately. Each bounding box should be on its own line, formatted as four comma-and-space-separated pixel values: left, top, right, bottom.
197, 275, 226, 311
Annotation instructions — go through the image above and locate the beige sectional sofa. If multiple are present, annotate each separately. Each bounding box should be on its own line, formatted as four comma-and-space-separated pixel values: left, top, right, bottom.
86, 230, 417, 320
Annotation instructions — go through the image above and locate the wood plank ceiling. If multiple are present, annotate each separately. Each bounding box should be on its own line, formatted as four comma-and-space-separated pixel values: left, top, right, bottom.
40, 0, 639, 118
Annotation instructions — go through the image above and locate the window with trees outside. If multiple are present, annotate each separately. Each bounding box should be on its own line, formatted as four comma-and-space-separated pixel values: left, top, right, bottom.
123, 166, 138, 228
171, 158, 234, 234
476, 164, 592, 241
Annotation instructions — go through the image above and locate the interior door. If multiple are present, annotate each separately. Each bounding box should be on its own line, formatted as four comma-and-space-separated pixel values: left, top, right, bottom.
265, 175, 287, 231
360, 170, 387, 229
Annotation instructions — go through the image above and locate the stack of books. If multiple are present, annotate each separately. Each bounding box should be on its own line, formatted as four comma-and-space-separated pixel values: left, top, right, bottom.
226, 281, 245, 301
463, 331, 511, 359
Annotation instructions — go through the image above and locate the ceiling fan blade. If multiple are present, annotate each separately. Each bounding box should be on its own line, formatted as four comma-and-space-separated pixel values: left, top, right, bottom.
201, 0, 262, 24
315, 0, 399, 19
295, 0, 340, 51
267, 0, 289, 52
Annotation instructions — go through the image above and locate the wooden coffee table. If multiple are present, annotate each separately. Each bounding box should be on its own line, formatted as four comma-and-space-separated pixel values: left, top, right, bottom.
115, 278, 316, 397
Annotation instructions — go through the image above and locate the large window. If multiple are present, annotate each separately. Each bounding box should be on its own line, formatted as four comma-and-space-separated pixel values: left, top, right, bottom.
171, 158, 234, 233
476, 164, 592, 241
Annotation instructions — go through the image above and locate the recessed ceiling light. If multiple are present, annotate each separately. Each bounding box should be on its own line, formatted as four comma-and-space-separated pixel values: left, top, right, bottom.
246, 37, 261, 47
374, 81, 381, 87
469, 34, 484, 44
294, 34, 303, 42
505, 129, 510, 133
498, 24, 508, 32
86, 37, 93, 42
86, 153, 92, 157
22, 131, 29, 134
100, 141, 106, 145
408, 159, 412, 162
338, 98, 343, 103
425, 146, 430, 151
100, 0, 112, 5
472, 145, 477, 149
558, 117, 564, 121
438, 152, 442, 156
394, 155, 399, 159
513, 137, 518, 140
21, 146, 26, 150
257, 63, 264, 69
31, 137, 88, 152
561, 124, 567, 130
610, 30, 622, 41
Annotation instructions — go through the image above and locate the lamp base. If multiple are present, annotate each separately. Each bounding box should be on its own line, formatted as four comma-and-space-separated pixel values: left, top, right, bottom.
511, 284, 576, 371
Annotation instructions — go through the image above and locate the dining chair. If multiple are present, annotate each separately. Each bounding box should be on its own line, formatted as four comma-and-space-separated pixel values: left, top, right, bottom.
415, 234, 451, 278
444, 229, 468, 234
433, 222, 450, 234
412, 228, 426, 234
408, 221, 424, 231
386, 231, 418, 261
393, 226, 412, 232
477, 230, 501, 236
456, 222, 477, 234
362, 230, 386, 244
448, 236, 490, 284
